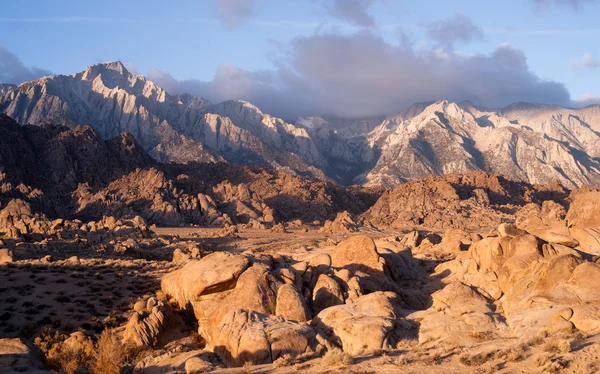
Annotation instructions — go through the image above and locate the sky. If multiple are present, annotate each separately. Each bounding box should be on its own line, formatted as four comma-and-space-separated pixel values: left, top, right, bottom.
0, 0, 599, 119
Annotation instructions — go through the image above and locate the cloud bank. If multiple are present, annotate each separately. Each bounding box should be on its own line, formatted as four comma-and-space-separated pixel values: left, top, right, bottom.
0, 45, 52, 84
149, 31, 571, 119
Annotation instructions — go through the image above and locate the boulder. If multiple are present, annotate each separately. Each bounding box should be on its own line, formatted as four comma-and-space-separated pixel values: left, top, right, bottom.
195, 264, 282, 341
134, 349, 218, 373
172, 248, 191, 264
312, 292, 404, 355
276, 284, 311, 322
330, 235, 385, 272
417, 282, 507, 344
565, 190, 600, 228
0, 248, 13, 264
161, 252, 250, 308
208, 309, 315, 367
123, 298, 170, 347
312, 274, 344, 313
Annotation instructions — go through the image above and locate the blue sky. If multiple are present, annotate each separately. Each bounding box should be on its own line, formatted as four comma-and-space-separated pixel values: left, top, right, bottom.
1, 0, 599, 118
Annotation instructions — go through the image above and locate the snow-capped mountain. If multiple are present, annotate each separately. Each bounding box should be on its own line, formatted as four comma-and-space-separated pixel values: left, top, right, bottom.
2, 61, 600, 188
360, 100, 600, 188
0, 62, 326, 179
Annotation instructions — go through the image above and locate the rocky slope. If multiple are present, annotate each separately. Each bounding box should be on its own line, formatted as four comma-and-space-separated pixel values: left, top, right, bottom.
362, 171, 568, 230
0, 114, 380, 227
362, 101, 600, 188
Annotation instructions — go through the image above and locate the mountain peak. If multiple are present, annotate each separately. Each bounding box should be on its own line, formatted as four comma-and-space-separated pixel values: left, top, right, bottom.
81, 61, 131, 83
102, 61, 129, 75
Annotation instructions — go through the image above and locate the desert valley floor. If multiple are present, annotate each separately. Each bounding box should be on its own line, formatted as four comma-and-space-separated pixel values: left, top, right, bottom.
3, 210, 600, 373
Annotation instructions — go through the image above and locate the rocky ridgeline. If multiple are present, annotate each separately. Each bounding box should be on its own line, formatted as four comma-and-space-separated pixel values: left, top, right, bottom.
0, 114, 380, 229
363, 171, 568, 230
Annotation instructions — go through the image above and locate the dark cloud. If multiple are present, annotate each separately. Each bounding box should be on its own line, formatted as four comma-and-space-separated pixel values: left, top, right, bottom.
323, 0, 377, 27
570, 53, 600, 69
149, 31, 571, 119
217, 0, 257, 29
426, 13, 485, 50
0, 45, 52, 84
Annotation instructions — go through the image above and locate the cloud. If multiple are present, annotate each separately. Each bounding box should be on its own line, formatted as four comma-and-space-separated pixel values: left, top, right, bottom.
574, 93, 600, 106
148, 31, 571, 119
426, 13, 485, 49
217, 0, 257, 29
530, 0, 597, 8
323, 0, 377, 27
570, 53, 600, 69
0, 45, 52, 84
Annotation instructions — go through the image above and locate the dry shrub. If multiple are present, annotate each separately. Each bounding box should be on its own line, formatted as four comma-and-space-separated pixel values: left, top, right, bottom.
471, 331, 494, 341
35, 328, 94, 374
525, 335, 545, 347
547, 358, 569, 373
543, 339, 572, 354
89, 329, 125, 374
273, 354, 294, 368
423, 351, 443, 365
323, 348, 353, 367
475, 364, 497, 374
535, 353, 550, 367
497, 345, 526, 362
459, 351, 494, 367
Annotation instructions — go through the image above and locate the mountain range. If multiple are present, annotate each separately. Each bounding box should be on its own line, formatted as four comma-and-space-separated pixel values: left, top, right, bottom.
2, 61, 600, 188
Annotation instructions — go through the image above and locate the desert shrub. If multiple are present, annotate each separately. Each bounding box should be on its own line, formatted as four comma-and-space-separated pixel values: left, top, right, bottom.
89, 329, 125, 374
525, 335, 545, 347
470, 330, 494, 341
543, 338, 572, 354
459, 351, 494, 367
273, 354, 294, 367
323, 348, 353, 367
34, 328, 94, 374
497, 345, 526, 362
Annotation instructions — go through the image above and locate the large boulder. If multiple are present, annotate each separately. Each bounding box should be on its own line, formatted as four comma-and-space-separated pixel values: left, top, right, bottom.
566, 189, 600, 228
208, 309, 315, 367
276, 284, 311, 322
416, 282, 507, 344
311, 292, 404, 355
161, 252, 250, 308
312, 274, 344, 313
330, 235, 386, 272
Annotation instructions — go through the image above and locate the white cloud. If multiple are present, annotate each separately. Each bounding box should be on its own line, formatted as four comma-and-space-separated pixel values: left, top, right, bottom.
570, 53, 600, 69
